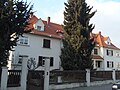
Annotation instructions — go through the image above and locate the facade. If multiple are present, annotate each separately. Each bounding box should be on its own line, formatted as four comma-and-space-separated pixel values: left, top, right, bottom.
9, 15, 120, 71
92, 32, 120, 71
9, 15, 63, 70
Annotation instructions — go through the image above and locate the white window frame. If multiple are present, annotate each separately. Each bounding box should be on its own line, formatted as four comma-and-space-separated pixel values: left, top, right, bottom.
43, 39, 51, 48
116, 52, 120, 57
18, 55, 23, 65
94, 48, 98, 55
38, 56, 54, 67
107, 61, 114, 68
37, 25, 41, 30
96, 61, 101, 68
117, 62, 120, 68
107, 49, 113, 56
18, 36, 29, 45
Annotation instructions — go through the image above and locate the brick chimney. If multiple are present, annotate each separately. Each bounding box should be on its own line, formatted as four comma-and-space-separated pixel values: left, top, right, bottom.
47, 17, 50, 25
99, 31, 101, 35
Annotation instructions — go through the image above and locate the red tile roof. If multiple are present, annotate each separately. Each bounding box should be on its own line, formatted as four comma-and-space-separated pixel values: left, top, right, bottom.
93, 32, 120, 50
27, 15, 120, 50
92, 55, 104, 60
28, 15, 63, 39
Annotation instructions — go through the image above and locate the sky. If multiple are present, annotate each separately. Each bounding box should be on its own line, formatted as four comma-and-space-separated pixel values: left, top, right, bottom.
25, 0, 120, 47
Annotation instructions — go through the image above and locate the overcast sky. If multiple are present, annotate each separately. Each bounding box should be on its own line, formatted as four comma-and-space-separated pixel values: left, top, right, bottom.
25, 0, 120, 47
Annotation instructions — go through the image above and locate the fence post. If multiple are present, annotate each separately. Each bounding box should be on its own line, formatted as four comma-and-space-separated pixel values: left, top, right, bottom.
58, 76, 62, 83
44, 58, 50, 90
86, 69, 90, 87
112, 69, 116, 83
0, 67, 8, 90
20, 56, 28, 90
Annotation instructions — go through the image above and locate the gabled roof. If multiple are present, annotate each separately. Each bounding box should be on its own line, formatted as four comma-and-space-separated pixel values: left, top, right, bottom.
27, 15, 63, 39
93, 32, 120, 50
27, 15, 120, 50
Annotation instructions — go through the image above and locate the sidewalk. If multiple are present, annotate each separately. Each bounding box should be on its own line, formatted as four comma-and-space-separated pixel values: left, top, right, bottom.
60, 84, 112, 90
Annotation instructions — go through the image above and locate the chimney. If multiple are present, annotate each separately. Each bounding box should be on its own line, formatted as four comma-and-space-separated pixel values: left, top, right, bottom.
99, 31, 101, 35
30, 12, 34, 18
47, 17, 50, 25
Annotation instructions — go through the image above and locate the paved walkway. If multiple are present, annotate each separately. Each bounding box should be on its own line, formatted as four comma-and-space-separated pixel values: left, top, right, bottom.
61, 84, 112, 90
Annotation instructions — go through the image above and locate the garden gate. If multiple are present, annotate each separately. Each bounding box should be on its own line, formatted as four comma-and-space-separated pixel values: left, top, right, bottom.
27, 70, 44, 90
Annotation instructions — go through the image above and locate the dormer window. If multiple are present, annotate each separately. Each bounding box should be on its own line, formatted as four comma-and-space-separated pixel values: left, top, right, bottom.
105, 37, 111, 45
37, 25, 41, 30
33, 19, 45, 31
107, 41, 111, 45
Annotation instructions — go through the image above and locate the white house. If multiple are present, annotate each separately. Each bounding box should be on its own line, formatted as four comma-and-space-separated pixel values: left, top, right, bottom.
8, 15, 120, 71
92, 32, 120, 71
9, 14, 63, 70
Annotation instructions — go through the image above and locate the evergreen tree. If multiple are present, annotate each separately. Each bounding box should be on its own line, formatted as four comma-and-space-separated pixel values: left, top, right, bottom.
60, 0, 96, 70
0, 0, 33, 67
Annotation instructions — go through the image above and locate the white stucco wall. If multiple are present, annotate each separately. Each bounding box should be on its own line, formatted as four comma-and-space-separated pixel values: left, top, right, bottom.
103, 48, 120, 71
12, 33, 62, 70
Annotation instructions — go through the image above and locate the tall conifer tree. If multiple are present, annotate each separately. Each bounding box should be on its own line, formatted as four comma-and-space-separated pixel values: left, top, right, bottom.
60, 0, 96, 70
0, 0, 33, 67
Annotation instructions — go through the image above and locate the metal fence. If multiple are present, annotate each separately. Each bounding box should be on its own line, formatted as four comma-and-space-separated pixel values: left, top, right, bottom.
90, 70, 112, 82
7, 70, 21, 87
116, 70, 120, 80
3, 70, 120, 87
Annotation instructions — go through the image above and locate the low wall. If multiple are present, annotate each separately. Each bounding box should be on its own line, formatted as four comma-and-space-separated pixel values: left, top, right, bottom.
7, 87, 21, 90
49, 80, 114, 90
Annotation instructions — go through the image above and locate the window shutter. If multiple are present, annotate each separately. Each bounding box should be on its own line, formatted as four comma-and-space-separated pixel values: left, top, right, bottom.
107, 50, 109, 55
38, 56, 42, 66
112, 62, 114, 67
111, 51, 113, 56
50, 57, 54, 66
107, 61, 109, 68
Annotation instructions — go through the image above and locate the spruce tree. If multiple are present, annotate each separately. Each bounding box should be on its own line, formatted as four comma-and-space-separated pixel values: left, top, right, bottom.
0, 0, 33, 67
60, 0, 96, 70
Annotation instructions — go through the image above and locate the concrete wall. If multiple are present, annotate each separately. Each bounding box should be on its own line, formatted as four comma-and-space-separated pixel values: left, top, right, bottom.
49, 80, 114, 90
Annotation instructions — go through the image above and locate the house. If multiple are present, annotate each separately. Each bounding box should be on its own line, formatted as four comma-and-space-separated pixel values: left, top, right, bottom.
9, 14, 63, 70
92, 32, 120, 71
9, 14, 120, 71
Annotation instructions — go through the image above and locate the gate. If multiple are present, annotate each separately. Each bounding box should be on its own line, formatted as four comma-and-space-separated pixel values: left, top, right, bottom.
27, 70, 44, 90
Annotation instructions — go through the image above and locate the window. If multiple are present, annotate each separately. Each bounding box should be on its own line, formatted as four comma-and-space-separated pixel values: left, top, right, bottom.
96, 61, 101, 68
18, 36, 29, 45
116, 52, 120, 57
18, 55, 24, 65
107, 61, 114, 68
37, 26, 41, 30
43, 39, 50, 48
38, 56, 54, 67
94, 49, 98, 55
106, 49, 113, 56
107, 41, 111, 45
117, 62, 120, 68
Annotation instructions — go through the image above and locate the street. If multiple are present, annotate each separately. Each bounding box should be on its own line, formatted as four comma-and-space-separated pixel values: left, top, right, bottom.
62, 84, 112, 90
